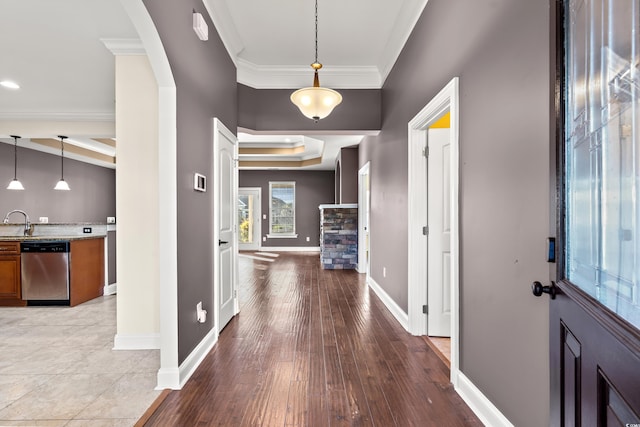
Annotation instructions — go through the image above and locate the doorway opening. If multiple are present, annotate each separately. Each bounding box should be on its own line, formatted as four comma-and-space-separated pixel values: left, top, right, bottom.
407, 77, 460, 383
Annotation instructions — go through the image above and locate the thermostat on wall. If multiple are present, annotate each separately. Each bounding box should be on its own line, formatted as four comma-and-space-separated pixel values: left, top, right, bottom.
194, 173, 207, 192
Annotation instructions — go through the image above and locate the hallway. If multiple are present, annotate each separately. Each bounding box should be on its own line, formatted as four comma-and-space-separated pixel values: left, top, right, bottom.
144, 253, 480, 426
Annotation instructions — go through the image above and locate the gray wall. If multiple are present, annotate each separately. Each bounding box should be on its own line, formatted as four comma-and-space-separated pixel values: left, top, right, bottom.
0, 143, 115, 222
336, 147, 358, 204
361, 1, 552, 426
239, 170, 335, 247
143, 0, 237, 364
238, 84, 381, 132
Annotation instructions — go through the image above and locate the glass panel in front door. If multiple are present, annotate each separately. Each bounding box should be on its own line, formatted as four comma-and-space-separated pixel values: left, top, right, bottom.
565, 0, 640, 328
238, 194, 253, 244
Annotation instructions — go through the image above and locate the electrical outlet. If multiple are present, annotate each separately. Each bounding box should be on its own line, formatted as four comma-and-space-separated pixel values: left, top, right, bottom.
39, 217, 48, 223
107, 217, 116, 224
263, 214, 267, 220
306, 236, 310, 242
83, 227, 92, 234
263, 236, 267, 242
383, 267, 386, 278
196, 301, 207, 323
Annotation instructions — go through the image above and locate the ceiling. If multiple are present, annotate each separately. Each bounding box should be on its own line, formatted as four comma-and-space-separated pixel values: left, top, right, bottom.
0, 0, 427, 170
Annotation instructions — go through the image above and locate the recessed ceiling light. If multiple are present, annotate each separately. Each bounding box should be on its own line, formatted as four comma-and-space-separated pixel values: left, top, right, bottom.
0, 80, 20, 89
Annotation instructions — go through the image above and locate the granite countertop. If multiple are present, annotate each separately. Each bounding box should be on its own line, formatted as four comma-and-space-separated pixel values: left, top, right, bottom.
0, 223, 111, 241
0, 235, 106, 242
0, 222, 109, 227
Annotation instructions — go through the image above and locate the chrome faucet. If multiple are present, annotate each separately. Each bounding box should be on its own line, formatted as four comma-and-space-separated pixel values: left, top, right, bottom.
3, 209, 32, 236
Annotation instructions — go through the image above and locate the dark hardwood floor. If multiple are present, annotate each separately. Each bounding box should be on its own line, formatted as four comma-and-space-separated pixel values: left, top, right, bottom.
143, 253, 481, 426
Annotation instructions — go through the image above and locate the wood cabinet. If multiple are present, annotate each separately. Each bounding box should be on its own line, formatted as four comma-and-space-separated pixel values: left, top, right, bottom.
0, 237, 104, 307
0, 241, 26, 306
70, 238, 105, 306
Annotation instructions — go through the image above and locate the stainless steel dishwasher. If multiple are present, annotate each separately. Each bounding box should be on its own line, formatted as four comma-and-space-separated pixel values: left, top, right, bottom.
20, 241, 70, 304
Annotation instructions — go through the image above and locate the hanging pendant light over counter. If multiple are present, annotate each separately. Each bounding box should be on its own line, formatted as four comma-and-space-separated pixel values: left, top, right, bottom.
7, 135, 25, 190
54, 135, 70, 191
290, 0, 342, 122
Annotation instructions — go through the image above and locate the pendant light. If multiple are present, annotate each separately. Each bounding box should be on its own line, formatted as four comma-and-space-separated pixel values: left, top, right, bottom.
7, 135, 25, 190
290, 0, 342, 122
54, 135, 70, 191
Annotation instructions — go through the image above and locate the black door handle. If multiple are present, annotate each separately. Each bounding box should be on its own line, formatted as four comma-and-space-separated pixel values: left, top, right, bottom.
532, 281, 557, 300
219, 240, 229, 245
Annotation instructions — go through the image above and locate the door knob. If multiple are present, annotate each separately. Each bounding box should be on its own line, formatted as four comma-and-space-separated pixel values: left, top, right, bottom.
532, 281, 557, 300
219, 240, 229, 245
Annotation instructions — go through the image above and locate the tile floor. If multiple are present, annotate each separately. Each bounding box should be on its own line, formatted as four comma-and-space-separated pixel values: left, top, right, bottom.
0, 295, 161, 426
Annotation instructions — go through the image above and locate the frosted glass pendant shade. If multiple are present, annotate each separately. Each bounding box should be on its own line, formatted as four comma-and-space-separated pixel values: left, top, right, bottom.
290, 86, 342, 122
54, 179, 70, 191
7, 179, 24, 190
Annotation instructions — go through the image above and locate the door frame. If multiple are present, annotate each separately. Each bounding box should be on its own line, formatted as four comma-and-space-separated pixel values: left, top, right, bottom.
238, 187, 262, 251
358, 162, 371, 276
213, 118, 239, 335
407, 77, 460, 380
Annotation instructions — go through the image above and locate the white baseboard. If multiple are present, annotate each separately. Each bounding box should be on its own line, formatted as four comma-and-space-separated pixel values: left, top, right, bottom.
104, 283, 117, 295
113, 333, 160, 350
177, 327, 218, 388
454, 371, 514, 427
260, 246, 320, 252
367, 276, 409, 330
156, 367, 180, 390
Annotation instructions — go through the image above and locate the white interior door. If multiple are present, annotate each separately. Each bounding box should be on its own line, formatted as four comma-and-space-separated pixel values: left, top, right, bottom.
427, 127, 451, 337
213, 118, 238, 332
238, 187, 261, 251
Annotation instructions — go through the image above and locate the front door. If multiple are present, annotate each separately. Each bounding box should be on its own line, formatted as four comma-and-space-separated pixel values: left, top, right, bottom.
213, 118, 238, 331
550, 1, 640, 425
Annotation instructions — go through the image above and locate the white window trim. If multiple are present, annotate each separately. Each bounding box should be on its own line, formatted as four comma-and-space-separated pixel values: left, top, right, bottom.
269, 181, 296, 237
266, 233, 299, 239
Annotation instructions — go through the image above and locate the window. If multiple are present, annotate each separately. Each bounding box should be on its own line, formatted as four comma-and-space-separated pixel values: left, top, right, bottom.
564, 0, 640, 329
269, 181, 297, 237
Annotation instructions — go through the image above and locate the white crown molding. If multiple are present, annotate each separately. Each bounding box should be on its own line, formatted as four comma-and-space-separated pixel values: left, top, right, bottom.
0, 111, 114, 121
202, 0, 244, 66
100, 38, 146, 55
238, 127, 380, 137
237, 58, 382, 89
377, 0, 429, 82
204, 1, 428, 89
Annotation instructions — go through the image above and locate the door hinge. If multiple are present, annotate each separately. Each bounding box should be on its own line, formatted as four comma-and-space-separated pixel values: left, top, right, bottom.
423, 304, 428, 314
423, 146, 429, 157
422, 226, 429, 235
234, 289, 238, 298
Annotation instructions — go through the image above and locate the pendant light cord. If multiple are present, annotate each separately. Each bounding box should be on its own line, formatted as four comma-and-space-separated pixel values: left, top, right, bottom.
314, 0, 318, 64
59, 136, 66, 180
13, 137, 18, 180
